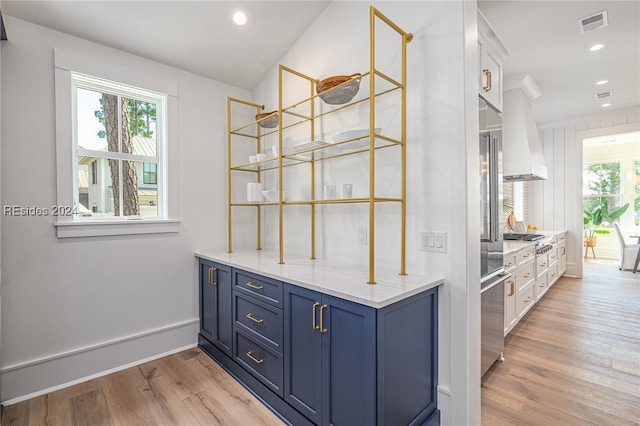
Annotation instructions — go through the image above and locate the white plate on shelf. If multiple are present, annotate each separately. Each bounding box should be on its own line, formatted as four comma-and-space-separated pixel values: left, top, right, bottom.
332, 128, 382, 147
293, 140, 330, 151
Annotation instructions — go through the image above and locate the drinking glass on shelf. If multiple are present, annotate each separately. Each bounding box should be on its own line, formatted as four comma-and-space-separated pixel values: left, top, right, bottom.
323, 185, 336, 200
339, 183, 353, 198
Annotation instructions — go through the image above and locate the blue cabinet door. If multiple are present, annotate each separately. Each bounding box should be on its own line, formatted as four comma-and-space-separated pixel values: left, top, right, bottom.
199, 260, 232, 357
321, 294, 376, 426
284, 285, 323, 424
284, 285, 376, 426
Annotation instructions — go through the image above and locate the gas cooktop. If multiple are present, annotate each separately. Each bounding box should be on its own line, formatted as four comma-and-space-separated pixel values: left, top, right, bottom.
503, 233, 545, 241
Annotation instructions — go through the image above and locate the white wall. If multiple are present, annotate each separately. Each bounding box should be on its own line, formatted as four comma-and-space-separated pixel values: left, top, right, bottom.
532, 105, 640, 277
251, 2, 480, 424
0, 16, 250, 402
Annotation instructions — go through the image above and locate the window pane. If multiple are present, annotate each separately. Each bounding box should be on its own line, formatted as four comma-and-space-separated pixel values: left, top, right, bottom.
133, 161, 158, 217
583, 162, 621, 196
635, 160, 640, 225
123, 97, 157, 157
78, 156, 116, 217
76, 88, 108, 151
143, 162, 158, 184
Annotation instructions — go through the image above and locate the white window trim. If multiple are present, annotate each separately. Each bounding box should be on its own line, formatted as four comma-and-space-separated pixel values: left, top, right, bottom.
54, 49, 180, 238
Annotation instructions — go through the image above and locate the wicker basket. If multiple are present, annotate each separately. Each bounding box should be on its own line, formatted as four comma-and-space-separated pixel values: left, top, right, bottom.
256, 111, 278, 128
316, 73, 361, 105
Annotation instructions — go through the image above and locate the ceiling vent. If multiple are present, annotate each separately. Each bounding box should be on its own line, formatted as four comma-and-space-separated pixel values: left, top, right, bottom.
595, 90, 613, 100
578, 10, 608, 33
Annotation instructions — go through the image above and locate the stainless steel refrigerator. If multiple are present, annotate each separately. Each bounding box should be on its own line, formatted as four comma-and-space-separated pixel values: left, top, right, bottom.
479, 97, 509, 377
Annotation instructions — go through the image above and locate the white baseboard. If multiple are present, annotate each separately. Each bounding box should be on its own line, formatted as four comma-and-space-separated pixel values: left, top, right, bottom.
437, 385, 451, 426
1, 318, 199, 404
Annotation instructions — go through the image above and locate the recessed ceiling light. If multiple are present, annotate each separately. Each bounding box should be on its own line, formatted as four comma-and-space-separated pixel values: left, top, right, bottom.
233, 11, 247, 26
596, 80, 608, 85
589, 43, 605, 51
601, 103, 611, 108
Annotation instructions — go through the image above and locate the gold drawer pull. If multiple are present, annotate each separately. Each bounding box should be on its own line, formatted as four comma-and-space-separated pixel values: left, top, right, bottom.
523, 253, 531, 258
483, 69, 492, 91
540, 262, 546, 267
246, 351, 264, 365
524, 297, 531, 303
312, 302, 320, 330
523, 273, 531, 278
209, 267, 217, 286
504, 262, 513, 268
507, 280, 515, 297
246, 313, 264, 324
245, 281, 264, 290
319, 304, 328, 334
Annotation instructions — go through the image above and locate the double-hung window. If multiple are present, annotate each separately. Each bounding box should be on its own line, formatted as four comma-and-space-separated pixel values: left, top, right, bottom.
54, 49, 179, 238
74, 73, 165, 218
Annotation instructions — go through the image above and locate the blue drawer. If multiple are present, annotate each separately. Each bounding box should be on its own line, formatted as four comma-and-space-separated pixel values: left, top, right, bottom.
234, 270, 283, 308
234, 292, 283, 353
234, 328, 283, 397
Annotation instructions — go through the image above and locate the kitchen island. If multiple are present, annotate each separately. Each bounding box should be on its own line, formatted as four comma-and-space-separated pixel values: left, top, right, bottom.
195, 250, 443, 426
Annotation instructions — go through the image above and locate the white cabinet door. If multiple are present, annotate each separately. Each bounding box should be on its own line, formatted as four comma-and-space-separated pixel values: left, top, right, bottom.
479, 41, 504, 112
504, 275, 517, 335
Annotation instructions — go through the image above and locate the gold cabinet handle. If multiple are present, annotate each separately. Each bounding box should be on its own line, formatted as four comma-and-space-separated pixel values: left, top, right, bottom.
540, 262, 546, 267
523, 273, 531, 278
524, 297, 531, 303
483, 69, 492, 91
246, 313, 264, 324
507, 280, 515, 297
245, 281, 264, 290
523, 253, 531, 258
504, 262, 513, 268
319, 304, 328, 334
312, 302, 320, 330
246, 351, 264, 365
209, 267, 217, 286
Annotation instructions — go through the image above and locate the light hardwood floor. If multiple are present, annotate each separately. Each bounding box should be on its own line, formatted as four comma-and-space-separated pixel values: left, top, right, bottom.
1, 348, 285, 426
3, 260, 638, 425
482, 259, 640, 425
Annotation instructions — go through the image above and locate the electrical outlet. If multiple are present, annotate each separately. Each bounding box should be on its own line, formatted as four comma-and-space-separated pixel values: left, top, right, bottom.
419, 231, 447, 253
358, 226, 367, 245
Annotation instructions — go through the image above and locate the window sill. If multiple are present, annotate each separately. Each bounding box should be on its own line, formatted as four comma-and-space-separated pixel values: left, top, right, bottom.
54, 219, 181, 238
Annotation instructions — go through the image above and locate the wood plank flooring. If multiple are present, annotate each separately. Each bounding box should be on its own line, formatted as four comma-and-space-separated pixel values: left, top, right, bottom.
3, 259, 637, 425
1, 348, 285, 426
482, 259, 640, 425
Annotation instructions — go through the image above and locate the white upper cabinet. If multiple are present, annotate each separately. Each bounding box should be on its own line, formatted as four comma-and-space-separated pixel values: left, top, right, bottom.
478, 10, 510, 112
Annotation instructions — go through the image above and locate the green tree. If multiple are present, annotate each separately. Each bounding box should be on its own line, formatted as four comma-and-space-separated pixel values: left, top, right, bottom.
583, 162, 622, 214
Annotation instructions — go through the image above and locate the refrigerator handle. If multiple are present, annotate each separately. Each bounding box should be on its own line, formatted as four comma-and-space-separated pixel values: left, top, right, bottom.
490, 135, 502, 242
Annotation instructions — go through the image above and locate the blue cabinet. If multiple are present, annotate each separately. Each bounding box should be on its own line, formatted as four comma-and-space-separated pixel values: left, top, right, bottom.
284, 285, 376, 426
198, 258, 439, 426
199, 259, 232, 357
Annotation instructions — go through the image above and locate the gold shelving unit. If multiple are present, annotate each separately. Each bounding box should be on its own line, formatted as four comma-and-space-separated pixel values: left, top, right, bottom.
227, 6, 412, 284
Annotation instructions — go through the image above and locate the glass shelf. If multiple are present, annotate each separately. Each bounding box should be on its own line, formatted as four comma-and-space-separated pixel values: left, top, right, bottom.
284, 134, 402, 162
230, 156, 307, 172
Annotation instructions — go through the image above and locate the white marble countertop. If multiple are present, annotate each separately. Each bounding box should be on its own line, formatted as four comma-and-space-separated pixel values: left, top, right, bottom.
195, 250, 444, 309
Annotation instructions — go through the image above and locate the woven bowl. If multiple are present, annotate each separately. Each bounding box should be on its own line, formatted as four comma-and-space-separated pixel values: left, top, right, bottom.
255, 111, 278, 128
316, 73, 361, 105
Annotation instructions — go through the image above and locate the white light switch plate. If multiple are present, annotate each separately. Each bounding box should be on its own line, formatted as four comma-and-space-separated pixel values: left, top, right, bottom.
419, 231, 447, 253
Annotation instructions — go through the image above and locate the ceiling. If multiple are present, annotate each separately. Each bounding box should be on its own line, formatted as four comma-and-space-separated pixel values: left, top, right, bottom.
0, 1, 330, 90
479, 1, 639, 123
1, 1, 638, 123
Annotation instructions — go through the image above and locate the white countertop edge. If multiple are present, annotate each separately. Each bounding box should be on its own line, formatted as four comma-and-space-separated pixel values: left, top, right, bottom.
195, 250, 444, 309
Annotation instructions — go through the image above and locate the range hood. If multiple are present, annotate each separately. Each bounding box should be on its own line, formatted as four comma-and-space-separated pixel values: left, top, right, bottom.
502, 73, 548, 181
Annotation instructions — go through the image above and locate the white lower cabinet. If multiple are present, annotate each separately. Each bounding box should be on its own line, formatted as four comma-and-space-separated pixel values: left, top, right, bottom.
506, 231, 568, 336
516, 281, 535, 319
504, 244, 535, 336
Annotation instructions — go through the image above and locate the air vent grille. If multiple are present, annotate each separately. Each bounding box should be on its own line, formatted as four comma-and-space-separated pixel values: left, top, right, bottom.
595, 90, 613, 100
578, 10, 608, 33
